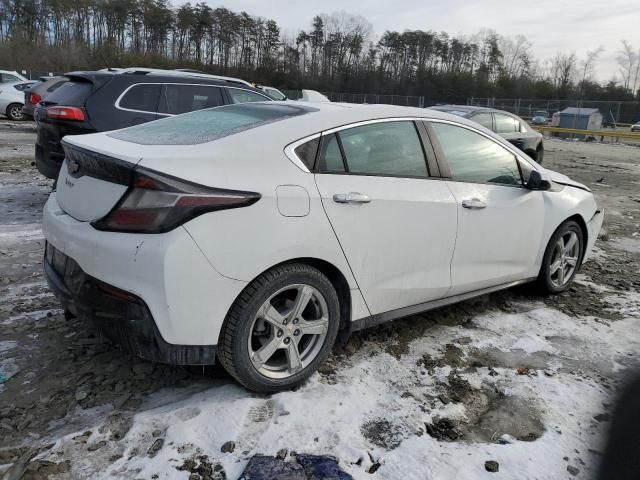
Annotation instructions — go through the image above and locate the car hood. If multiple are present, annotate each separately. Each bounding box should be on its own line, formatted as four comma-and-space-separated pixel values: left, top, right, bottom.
543, 167, 590, 191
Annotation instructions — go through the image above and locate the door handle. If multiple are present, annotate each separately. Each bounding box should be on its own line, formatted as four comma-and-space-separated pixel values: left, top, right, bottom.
333, 192, 371, 204
462, 198, 487, 210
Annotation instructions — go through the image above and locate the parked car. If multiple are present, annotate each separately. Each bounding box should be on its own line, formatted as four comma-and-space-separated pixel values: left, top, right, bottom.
631, 122, 640, 132
42, 102, 603, 392
22, 76, 68, 119
301, 89, 330, 102
531, 110, 549, 125
429, 105, 545, 163
0, 70, 28, 84
34, 68, 273, 179
0, 81, 36, 120
256, 85, 287, 100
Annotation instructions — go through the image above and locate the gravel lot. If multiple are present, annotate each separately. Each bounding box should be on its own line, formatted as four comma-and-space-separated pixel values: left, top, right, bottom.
1, 121, 639, 479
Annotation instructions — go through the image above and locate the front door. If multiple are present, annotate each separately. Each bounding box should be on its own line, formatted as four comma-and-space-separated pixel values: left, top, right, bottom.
427, 120, 545, 295
313, 120, 458, 314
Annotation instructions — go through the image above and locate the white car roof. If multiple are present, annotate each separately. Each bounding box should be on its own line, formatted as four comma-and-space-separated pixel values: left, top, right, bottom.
68, 102, 494, 155
236, 101, 485, 141
0, 70, 27, 77
300, 90, 330, 102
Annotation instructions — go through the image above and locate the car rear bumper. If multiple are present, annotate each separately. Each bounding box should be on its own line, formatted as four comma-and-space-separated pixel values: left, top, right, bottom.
583, 209, 604, 262
42, 193, 248, 362
44, 242, 217, 364
34, 114, 95, 179
35, 142, 65, 179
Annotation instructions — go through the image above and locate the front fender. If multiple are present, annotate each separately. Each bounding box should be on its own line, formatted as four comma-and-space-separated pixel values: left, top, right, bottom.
533, 186, 599, 271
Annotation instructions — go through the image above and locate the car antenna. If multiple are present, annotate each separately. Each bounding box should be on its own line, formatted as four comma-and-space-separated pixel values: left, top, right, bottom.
99, 52, 115, 72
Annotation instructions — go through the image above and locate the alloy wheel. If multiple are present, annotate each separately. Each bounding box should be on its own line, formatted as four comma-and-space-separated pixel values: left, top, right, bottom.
549, 231, 580, 288
8, 104, 23, 121
248, 284, 329, 379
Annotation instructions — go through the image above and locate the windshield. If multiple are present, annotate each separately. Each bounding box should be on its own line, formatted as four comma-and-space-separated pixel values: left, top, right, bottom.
108, 103, 316, 145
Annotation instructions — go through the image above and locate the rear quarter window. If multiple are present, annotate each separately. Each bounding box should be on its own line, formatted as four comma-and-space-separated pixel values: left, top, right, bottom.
118, 84, 161, 113
109, 103, 316, 145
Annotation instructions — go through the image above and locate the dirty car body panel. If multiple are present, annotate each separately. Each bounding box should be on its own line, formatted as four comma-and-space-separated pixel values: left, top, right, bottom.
42, 102, 602, 387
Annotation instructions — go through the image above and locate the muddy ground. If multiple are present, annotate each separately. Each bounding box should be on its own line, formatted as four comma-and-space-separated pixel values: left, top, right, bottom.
0, 121, 639, 479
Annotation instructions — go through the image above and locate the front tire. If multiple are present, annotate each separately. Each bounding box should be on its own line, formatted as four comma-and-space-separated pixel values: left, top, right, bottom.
537, 220, 584, 294
218, 263, 340, 392
6, 103, 25, 121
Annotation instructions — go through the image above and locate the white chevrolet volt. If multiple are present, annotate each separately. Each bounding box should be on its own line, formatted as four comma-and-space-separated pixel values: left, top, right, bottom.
42, 102, 603, 392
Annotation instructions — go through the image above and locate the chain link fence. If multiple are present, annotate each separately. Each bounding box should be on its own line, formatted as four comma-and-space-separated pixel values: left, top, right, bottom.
467, 97, 640, 126
283, 90, 424, 107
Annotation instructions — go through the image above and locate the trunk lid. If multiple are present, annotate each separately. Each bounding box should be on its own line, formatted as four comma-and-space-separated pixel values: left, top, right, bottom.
55, 133, 147, 222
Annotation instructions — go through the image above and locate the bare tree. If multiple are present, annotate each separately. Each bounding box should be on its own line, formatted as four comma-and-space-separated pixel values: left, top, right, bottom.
499, 34, 533, 77
617, 40, 636, 90
547, 52, 577, 95
578, 46, 604, 97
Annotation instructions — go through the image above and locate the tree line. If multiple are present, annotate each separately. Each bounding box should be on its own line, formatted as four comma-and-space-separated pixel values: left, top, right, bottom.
0, 0, 638, 103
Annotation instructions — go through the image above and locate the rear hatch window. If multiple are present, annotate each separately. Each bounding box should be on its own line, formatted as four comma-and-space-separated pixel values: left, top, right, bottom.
42, 78, 93, 106
108, 103, 315, 145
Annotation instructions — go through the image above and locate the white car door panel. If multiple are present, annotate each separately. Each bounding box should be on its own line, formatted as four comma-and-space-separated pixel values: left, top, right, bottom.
312, 120, 458, 315
428, 120, 546, 295
316, 174, 458, 314
445, 182, 544, 294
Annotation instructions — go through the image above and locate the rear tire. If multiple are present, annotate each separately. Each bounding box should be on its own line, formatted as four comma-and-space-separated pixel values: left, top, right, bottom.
6, 103, 24, 121
218, 263, 340, 392
537, 220, 584, 294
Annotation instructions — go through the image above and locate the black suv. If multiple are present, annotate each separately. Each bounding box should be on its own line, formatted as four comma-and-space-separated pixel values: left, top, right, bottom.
34, 69, 272, 179
429, 105, 544, 164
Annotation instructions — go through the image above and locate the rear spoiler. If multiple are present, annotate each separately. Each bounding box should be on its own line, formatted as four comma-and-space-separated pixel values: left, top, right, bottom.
64, 71, 114, 90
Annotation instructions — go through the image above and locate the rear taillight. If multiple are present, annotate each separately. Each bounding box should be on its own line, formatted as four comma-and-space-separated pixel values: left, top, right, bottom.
46, 106, 85, 121
92, 169, 260, 233
30, 93, 42, 104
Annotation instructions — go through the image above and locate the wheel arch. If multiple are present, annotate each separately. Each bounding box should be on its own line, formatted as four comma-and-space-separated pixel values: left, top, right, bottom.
6, 102, 24, 118
226, 257, 353, 335
565, 213, 589, 260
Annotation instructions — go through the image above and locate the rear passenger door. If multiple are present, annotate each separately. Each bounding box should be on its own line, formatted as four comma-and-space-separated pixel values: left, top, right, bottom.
314, 120, 458, 314
158, 84, 224, 117
115, 83, 161, 127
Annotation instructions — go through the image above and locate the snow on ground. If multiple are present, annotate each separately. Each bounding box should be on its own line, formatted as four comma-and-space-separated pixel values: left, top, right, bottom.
29, 304, 639, 480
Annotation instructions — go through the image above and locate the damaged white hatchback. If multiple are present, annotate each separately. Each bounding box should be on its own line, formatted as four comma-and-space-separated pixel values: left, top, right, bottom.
42, 102, 603, 392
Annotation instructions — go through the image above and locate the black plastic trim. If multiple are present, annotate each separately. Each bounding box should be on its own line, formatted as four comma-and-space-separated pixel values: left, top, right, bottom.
61, 141, 135, 185
351, 278, 536, 331
44, 244, 217, 365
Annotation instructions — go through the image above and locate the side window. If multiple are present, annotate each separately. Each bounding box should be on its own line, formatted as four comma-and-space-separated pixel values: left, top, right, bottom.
162, 84, 223, 115
495, 114, 520, 133
431, 122, 522, 186
118, 84, 161, 113
471, 112, 493, 130
294, 137, 320, 170
318, 134, 346, 172
337, 121, 428, 177
2, 73, 20, 83
228, 88, 269, 104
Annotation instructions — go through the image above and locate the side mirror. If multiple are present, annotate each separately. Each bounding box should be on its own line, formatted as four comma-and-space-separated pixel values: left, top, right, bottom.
527, 170, 552, 191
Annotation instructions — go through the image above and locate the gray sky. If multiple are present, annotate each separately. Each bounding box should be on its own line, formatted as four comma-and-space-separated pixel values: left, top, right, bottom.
207, 0, 640, 82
